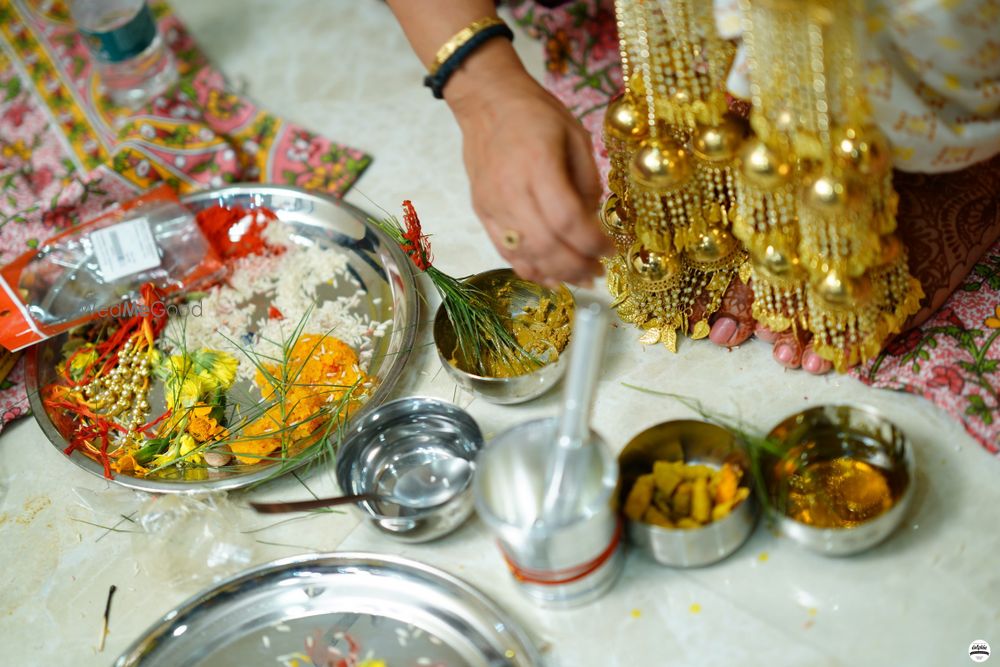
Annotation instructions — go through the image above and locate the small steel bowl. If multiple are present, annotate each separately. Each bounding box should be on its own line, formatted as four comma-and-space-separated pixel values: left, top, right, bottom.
617, 421, 759, 567
334, 397, 483, 543
433, 268, 574, 405
761, 404, 915, 556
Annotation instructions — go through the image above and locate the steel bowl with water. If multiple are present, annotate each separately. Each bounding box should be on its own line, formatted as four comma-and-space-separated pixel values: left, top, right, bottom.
762, 404, 915, 556
618, 420, 759, 567
433, 269, 573, 404
335, 397, 483, 543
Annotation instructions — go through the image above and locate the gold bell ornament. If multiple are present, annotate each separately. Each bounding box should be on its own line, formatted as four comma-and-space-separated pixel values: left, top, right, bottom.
734, 0, 923, 370
604, 0, 748, 350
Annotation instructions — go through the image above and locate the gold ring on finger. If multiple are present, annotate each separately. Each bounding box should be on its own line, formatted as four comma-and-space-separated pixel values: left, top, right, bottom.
501, 229, 521, 251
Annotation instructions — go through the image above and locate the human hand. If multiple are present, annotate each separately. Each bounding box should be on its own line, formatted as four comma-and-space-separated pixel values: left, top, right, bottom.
446, 44, 613, 286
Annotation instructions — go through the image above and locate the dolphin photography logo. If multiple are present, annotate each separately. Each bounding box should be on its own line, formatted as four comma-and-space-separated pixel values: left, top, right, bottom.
970, 640, 991, 663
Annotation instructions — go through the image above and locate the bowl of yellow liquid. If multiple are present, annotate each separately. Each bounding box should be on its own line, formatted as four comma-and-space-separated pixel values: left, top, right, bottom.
763, 405, 915, 556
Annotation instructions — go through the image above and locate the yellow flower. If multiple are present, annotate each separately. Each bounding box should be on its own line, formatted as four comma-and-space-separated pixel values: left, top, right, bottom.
152, 433, 203, 468
166, 373, 203, 410
187, 404, 224, 442
112, 453, 148, 476
165, 353, 190, 375
161, 354, 201, 410
235, 334, 365, 465
301, 164, 343, 191
65, 345, 99, 382
1, 140, 30, 160
986, 306, 1000, 329
160, 350, 238, 408
70, 348, 97, 372
191, 349, 239, 391
151, 439, 181, 468
179, 434, 199, 457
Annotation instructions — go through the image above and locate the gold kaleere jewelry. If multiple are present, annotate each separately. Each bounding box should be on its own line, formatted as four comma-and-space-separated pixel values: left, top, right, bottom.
733, 0, 923, 371
604, 0, 748, 351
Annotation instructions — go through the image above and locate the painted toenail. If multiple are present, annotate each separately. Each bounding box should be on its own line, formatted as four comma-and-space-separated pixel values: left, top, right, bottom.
803, 355, 821, 373
712, 317, 738, 344
775, 344, 795, 364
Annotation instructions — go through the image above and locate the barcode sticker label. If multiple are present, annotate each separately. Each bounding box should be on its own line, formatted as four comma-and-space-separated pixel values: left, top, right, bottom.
91, 217, 161, 282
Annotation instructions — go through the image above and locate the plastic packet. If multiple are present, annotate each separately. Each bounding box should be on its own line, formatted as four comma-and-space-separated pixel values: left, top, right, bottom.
131, 492, 256, 587
0, 185, 225, 351
72, 485, 149, 517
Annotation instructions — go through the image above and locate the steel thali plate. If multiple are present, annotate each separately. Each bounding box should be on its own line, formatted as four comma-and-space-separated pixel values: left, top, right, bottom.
114, 552, 541, 667
26, 184, 417, 492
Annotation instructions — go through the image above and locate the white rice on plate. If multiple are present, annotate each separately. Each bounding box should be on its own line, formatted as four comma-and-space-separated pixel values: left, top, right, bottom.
163, 220, 390, 384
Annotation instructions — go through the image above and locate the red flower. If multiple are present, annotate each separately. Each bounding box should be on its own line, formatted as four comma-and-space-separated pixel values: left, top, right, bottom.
927, 364, 965, 394
27, 166, 53, 193
885, 328, 924, 357
401, 200, 432, 271
42, 204, 76, 230
2, 101, 30, 127
587, 9, 619, 62
938, 306, 964, 329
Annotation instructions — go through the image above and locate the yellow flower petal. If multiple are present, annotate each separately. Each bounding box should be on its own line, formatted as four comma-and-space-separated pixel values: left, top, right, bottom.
179, 434, 198, 456
152, 440, 182, 468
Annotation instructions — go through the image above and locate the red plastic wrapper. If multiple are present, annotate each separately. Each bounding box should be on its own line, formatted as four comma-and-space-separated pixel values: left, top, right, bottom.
0, 185, 226, 352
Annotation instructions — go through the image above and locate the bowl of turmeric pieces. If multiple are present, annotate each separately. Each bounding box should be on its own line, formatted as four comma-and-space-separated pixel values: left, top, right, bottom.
618, 420, 758, 567
433, 269, 574, 405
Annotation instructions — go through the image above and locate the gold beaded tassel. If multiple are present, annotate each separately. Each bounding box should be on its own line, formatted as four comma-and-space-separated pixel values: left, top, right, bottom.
605, 0, 643, 199
731, 0, 808, 334
603, 0, 648, 331
605, 0, 746, 349
733, 159, 807, 333
739, 0, 923, 370
664, 0, 747, 306
602, 0, 646, 251
606, 0, 694, 348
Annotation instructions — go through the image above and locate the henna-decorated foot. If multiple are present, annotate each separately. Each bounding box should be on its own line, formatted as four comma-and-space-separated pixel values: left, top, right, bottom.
705, 156, 1000, 373
707, 279, 755, 348
686, 276, 755, 347
697, 279, 833, 374
771, 330, 805, 369
801, 346, 833, 374
684, 153, 1000, 375
752, 325, 834, 374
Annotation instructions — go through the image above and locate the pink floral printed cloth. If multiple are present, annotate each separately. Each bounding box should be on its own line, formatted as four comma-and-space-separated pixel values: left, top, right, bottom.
0, 0, 370, 432
510, 0, 1000, 455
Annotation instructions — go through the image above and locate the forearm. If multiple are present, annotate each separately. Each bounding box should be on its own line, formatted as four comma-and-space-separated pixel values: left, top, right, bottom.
386, 1, 609, 285
385, 0, 528, 110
